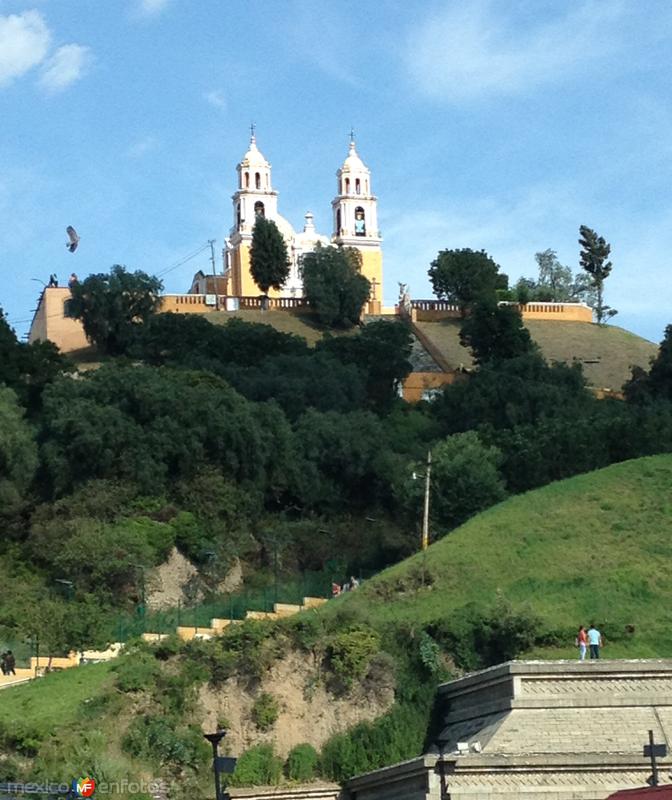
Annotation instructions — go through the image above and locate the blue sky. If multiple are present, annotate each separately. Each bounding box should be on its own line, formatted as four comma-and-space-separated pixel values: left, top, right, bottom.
1, 0, 671, 343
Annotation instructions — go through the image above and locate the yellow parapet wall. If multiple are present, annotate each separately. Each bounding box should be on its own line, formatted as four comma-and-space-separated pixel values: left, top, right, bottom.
410, 300, 593, 324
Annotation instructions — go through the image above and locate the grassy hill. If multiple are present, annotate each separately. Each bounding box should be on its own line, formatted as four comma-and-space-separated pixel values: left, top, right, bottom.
415, 318, 657, 391
201, 310, 658, 392
330, 454, 672, 658
206, 308, 348, 345
3, 455, 672, 785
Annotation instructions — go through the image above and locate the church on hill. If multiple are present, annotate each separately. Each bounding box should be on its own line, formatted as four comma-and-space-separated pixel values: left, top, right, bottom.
223, 131, 384, 311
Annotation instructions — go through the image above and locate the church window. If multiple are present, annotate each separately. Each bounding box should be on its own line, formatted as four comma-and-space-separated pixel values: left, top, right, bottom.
254, 201, 265, 217
355, 178, 361, 194
255, 172, 261, 189
336, 208, 342, 235
345, 178, 350, 194
354, 207, 366, 236
237, 203, 241, 228
245, 172, 249, 188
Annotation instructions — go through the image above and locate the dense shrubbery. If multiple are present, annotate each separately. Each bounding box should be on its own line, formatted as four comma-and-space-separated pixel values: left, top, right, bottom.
228, 744, 283, 787
286, 743, 319, 781
251, 692, 280, 731
5, 273, 672, 686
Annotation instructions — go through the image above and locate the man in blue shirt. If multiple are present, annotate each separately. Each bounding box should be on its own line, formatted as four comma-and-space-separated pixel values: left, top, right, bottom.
587, 623, 602, 659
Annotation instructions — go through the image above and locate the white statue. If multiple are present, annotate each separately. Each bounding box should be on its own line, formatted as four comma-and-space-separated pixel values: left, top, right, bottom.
398, 282, 412, 315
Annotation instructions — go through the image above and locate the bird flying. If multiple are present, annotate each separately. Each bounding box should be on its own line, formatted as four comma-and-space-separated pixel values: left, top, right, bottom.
66, 226, 80, 253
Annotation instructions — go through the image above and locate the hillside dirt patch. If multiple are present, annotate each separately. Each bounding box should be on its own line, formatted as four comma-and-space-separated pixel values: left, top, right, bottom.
199, 649, 395, 757
147, 550, 244, 611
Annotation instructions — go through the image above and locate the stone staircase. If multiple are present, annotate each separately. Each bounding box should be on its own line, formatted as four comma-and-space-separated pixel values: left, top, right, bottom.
0, 598, 329, 689
142, 596, 328, 642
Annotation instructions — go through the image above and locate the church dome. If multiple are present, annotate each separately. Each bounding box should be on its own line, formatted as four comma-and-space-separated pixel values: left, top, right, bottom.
239, 134, 269, 169
340, 140, 369, 174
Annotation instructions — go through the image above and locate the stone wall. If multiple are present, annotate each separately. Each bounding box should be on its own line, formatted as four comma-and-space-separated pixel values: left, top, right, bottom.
347, 661, 672, 800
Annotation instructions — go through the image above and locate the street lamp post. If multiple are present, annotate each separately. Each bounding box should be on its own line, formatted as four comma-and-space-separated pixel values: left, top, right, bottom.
203, 729, 237, 800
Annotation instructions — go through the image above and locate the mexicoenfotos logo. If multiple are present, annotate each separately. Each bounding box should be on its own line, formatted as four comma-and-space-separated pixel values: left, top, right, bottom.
72, 777, 96, 797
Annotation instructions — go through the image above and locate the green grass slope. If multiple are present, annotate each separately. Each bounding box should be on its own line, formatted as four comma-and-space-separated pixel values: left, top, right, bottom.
206, 309, 351, 345
333, 454, 672, 657
416, 319, 657, 391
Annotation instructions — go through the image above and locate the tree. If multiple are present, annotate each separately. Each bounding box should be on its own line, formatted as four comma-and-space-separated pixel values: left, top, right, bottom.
249, 217, 290, 297
428, 248, 501, 315
39, 365, 296, 499
624, 324, 672, 403
68, 264, 163, 355
402, 432, 506, 532
301, 245, 370, 328
430, 352, 592, 435
515, 250, 596, 306
578, 226, 617, 324
460, 300, 535, 365
0, 386, 38, 532
0, 308, 70, 415
317, 320, 413, 411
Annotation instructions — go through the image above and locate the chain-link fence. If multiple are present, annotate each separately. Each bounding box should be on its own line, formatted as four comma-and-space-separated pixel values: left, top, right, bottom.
112, 566, 374, 641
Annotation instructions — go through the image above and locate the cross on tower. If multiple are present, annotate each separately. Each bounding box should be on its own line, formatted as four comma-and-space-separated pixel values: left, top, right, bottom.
250, 122, 256, 140
370, 277, 380, 300
349, 127, 355, 144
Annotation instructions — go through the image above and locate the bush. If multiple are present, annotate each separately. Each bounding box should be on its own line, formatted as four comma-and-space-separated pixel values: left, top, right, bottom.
320, 701, 429, 782
431, 597, 540, 671
113, 652, 159, 692
228, 744, 283, 787
152, 633, 183, 661
328, 626, 381, 688
251, 692, 280, 731
123, 716, 208, 771
286, 743, 319, 782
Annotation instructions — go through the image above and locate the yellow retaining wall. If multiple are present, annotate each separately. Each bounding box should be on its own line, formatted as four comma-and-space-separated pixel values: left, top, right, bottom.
142, 633, 169, 642
176, 626, 217, 641
30, 652, 79, 673
302, 597, 328, 609
273, 603, 303, 618
211, 618, 234, 633
0, 668, 34, 688
402, 372, 461, 403
28, 287, 89, 351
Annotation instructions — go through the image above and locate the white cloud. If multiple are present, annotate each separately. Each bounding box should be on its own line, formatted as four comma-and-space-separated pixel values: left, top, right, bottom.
204, 89, 226, 109
0, 10, 51, 87
125, 135, 159, 158
405, 1, 625, 102
137, 0, 171, 16
39, 43, 90, 92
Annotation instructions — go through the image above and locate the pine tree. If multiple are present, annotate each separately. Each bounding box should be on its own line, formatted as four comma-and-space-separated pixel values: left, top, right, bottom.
578, 226, 617, 324
250, 217, 290, 297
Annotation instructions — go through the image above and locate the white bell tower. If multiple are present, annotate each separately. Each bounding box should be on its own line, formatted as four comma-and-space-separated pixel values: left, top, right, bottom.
331, 134, 383, 311
227, 127, 280, 296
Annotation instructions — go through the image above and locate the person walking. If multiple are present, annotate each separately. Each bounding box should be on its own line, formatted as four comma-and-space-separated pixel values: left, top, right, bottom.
4, 651, 16, 675
576, 626, 588, 661
587, 623, 602, 659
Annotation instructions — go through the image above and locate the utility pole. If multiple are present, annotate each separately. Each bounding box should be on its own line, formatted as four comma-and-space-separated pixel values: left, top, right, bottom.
422, 450, 432, 550
209, 239, 219, 310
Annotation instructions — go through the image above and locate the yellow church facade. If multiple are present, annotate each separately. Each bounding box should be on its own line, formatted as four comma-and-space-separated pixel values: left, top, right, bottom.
224, 132, 384, 312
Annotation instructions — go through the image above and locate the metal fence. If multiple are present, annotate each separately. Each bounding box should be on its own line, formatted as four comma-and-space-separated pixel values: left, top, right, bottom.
112, 568, 345, 640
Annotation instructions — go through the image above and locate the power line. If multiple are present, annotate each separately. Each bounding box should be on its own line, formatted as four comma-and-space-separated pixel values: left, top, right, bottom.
8, 242, 213, 328
156, 242, 211, 278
